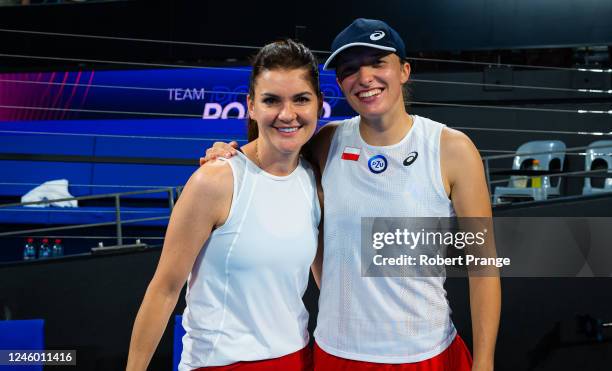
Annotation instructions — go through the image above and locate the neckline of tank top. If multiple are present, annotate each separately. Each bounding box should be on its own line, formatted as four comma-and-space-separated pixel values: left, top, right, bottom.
235, 150, 303, 181
355, 114, 419, 150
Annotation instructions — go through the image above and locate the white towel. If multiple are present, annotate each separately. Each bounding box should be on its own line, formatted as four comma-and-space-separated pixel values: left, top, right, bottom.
21, 179, 78, 208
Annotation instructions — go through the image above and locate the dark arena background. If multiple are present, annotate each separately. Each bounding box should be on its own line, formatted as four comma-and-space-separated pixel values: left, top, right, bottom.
0, 1, 611, 370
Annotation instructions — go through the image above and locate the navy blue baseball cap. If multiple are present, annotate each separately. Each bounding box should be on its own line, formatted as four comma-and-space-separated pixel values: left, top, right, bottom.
323, 18, 406, 70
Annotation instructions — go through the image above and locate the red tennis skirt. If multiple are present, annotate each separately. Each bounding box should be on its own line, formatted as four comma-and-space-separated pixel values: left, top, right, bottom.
313, 335, 473, 371
193, 345, 312, 371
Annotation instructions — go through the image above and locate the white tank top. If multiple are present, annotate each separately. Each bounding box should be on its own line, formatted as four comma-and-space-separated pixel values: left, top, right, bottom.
314, 115, 457, 363
179, 151, 320, 369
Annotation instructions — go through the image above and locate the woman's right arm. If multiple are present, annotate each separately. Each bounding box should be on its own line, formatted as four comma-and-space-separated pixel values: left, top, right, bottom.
126, 162, 233, 371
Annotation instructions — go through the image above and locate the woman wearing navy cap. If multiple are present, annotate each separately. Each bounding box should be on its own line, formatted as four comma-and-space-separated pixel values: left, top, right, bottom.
311, 18, 499, 371
202, 18, 500, 371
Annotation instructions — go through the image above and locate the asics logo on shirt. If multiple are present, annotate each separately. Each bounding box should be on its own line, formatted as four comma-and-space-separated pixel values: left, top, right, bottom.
403, 151, 418, 166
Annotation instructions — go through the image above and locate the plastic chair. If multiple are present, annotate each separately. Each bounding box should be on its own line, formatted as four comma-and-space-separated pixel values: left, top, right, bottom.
493, 140, 566, 203
582, 140, 612, 195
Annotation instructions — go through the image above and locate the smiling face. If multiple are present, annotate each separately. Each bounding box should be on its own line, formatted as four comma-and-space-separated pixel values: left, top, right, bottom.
247, 68, 319, 156
335, 47, 410, 121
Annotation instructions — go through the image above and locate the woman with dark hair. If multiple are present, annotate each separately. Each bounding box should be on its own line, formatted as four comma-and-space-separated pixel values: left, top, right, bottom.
126, 39, 323, 371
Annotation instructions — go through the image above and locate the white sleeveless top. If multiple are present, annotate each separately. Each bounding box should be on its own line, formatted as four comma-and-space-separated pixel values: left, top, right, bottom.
179, 152, 320, 370
314, 115, 457, 363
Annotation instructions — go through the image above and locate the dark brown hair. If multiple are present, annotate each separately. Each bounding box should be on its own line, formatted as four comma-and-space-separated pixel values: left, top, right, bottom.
247, 39, 322, 142
401, 57, 412, 108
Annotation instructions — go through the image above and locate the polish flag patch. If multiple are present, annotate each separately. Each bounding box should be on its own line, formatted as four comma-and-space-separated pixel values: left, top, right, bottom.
341, 146, 361, 161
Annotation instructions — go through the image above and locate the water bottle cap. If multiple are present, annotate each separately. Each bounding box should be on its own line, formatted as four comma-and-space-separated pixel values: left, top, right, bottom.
55, 239, 62, 244
42, 238, 49, 243
27, 238, 34, 243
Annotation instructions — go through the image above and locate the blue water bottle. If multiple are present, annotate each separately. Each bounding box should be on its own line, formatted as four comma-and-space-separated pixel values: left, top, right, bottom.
23, 237, 36, 260
52, 239, 64, 257
39, 238, 51, 259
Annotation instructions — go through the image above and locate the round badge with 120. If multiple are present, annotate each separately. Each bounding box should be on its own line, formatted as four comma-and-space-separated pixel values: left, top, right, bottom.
368, 155, 388, 174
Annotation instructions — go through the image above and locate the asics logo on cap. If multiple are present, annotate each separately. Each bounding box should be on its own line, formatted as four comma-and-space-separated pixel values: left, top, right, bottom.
370, 31, 385, 41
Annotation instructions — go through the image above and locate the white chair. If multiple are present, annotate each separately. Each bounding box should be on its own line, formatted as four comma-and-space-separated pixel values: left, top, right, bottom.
493, 140, 566, 203
582, 140, 612, 195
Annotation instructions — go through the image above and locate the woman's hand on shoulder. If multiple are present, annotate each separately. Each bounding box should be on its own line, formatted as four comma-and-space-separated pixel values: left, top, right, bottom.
199, 141, 239, 166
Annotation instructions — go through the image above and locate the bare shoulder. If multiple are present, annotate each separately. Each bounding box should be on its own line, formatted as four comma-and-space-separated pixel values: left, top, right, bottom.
183, 159, 233, 204
441, 126, 479, 157
440, 127, 484, 190
150, 160, 233, 294
440, 128, 491, 216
